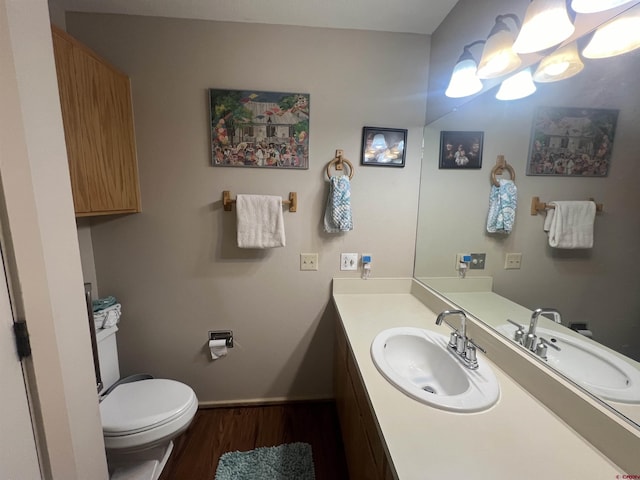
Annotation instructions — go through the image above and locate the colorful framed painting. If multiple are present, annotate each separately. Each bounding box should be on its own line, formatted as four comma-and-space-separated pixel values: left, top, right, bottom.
439, 131, 484, 169
361, 127, 407, 167
209, 89, 309, 169
526, 106, 618, 176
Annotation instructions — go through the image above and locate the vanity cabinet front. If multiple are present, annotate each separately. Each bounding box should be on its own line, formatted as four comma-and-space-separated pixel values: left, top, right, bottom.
52, 26, 141, 217
335, 321, 395, 480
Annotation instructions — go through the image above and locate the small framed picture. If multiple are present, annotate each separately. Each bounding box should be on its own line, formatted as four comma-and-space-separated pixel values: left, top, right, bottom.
361, 127, 407, 167
439, 131, 484, 169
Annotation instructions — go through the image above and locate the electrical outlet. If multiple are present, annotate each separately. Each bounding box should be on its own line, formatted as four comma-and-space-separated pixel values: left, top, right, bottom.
504, 253, 522, 269
469, 253, 486, 270
300, 253, 318, 271
340, 253, 358, 271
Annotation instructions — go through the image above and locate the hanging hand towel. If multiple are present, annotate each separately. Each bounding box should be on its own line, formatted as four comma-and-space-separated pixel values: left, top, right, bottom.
543, 201, 596, 248
486, 179, 517, 234
236, 194, 285, 248
324, 176, 353, 233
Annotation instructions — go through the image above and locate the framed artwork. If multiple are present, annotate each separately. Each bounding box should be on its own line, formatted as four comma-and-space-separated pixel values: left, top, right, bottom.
439, 131, 484, 169
526, 106, 618, 176
361, 127, 407, 167
209, 89, 309, 169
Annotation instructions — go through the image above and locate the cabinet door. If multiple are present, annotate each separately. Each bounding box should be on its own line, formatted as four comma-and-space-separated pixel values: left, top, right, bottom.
52, 27, 141, 216
52, 31, 91, 213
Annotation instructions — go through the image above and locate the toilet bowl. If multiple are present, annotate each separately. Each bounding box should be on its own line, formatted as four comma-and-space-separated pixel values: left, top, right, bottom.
97, 326, 198, 480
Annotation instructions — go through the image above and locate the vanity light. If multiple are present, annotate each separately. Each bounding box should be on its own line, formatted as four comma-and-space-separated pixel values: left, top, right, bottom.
570, 0, 636, 14
476, 14, 522, 79
533, 41, 584, 82
512, 0, 575, 54
495, 68, 537, 100
582, 3, 640, 58
445, 40, 485, 98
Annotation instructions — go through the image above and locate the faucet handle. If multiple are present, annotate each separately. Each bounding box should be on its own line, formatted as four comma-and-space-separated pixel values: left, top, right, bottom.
507, 319, 526, 344
466, 338, 486, 354
538, 336, 561, 351
464, 339, 484, 369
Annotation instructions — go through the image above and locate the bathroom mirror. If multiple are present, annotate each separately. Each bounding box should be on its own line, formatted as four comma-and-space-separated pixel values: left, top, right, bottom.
414, 20, 640, 427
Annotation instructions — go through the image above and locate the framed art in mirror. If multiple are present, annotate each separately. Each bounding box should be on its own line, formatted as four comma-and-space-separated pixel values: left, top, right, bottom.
439, 131, 483, 169
361, 126, 407, 167
526, 106, 618, 177
209, 89, 309, 169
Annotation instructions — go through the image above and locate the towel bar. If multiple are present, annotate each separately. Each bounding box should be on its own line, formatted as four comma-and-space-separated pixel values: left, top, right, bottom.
222, 191, 297, 212
530, 196, 603, 215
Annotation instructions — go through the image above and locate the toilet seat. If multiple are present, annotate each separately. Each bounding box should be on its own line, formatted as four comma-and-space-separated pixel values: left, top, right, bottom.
100, 379, 197, 451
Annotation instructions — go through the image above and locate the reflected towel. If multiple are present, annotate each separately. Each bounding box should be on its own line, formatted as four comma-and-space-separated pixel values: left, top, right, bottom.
236, 194, 285, 248
486, 179, 517, 234
324, 176, 353, 233
543, 201, 595, 249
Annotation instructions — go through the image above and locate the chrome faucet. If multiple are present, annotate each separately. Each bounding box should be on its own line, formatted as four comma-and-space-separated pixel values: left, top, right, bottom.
524, 308, 562, 352
435, 309, 484, 369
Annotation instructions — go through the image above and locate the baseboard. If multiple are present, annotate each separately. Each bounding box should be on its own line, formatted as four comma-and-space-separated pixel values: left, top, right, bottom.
198, 394, 335, 409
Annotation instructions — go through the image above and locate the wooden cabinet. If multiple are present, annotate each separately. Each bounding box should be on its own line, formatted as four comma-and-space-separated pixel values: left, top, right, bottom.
52, 26, 141, 217
335, 322, 396, 480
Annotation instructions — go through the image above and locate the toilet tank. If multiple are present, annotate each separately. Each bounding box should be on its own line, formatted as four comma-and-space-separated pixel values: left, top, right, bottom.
96, 325, 121, 395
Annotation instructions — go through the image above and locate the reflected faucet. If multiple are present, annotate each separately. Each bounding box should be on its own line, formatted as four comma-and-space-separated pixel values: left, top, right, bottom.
525, 308, 562, 352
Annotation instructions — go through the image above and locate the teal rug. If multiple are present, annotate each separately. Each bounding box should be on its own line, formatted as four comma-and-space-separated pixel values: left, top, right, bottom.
215, 442, 315, 480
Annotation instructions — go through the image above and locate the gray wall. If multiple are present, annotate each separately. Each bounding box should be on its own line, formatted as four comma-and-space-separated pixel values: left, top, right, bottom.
66, 13, 429, 404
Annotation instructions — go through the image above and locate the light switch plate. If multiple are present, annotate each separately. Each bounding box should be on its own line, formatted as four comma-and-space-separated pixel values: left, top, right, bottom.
300, 253, 318, 271
340, 253, 358, 271
504, 253, 522, 269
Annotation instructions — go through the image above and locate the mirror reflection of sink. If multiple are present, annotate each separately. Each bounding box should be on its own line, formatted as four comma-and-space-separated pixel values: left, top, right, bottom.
497, 324, 640, 404
370, 327, 500, 413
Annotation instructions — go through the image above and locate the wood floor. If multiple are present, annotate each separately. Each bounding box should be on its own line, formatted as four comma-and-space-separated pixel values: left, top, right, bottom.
159, 401, 350, 480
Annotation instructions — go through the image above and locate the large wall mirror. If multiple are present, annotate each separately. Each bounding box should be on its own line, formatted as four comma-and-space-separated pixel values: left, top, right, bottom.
415, 6, 640, 430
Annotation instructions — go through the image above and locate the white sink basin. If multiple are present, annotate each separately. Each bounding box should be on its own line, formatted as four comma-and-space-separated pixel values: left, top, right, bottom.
370, 327, 500, 413
497, 324, 640, 403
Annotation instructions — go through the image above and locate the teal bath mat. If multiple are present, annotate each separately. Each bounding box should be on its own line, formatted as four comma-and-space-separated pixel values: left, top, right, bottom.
215, 442, 315, 480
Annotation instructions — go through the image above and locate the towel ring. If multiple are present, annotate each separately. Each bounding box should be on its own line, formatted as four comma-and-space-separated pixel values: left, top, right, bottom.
490, 155, 516, 187
326, 150, 354, 180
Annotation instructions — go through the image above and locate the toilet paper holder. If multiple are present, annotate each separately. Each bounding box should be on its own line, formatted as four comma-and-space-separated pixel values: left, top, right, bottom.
209, 330, 234, 348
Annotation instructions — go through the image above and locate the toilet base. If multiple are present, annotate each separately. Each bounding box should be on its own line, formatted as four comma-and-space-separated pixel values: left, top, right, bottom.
108, 441, 174, 480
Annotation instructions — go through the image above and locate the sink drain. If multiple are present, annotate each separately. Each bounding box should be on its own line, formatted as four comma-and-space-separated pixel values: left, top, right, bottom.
422, 385, 437, 394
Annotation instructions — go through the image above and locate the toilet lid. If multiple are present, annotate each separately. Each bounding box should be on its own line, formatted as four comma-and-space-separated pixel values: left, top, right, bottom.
100, 379, 196, 436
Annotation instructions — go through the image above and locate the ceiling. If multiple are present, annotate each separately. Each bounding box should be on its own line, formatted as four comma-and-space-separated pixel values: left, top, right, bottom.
51, 0, 459, 35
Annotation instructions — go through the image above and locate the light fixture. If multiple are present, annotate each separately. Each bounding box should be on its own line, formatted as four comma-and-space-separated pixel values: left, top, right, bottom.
445, 40, 485, 98
477, 14, 522, 79
533, 41, 584, 82
582, 3, 640, 58
571, 0, 636, 14
513, 0, 575, 54
496, 68, 537, 100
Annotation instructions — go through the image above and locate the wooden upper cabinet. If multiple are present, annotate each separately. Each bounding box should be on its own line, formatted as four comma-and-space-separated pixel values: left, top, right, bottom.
52, 26, 141, 217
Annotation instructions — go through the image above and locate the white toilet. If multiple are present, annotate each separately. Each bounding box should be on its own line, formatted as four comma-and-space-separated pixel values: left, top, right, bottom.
96, 325, 198, 480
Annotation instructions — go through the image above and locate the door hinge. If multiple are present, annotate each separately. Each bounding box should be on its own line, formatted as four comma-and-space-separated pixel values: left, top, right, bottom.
13, 320, 31, 359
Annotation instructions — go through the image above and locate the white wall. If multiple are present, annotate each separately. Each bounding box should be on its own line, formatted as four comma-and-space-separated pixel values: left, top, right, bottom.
65, 13, 429, 403
0, 0, 107, 478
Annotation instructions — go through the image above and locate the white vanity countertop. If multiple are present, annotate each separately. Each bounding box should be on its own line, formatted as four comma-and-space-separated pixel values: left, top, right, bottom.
333, 278, 622, 480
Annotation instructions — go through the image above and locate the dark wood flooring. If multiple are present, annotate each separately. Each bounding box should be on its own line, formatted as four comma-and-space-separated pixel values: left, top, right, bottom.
159, 401, 349, 480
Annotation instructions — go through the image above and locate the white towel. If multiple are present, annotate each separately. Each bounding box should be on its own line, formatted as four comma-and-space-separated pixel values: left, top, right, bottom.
543, 201, 596, 249
94, 303, 121, 329
236, 194, 285, 248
